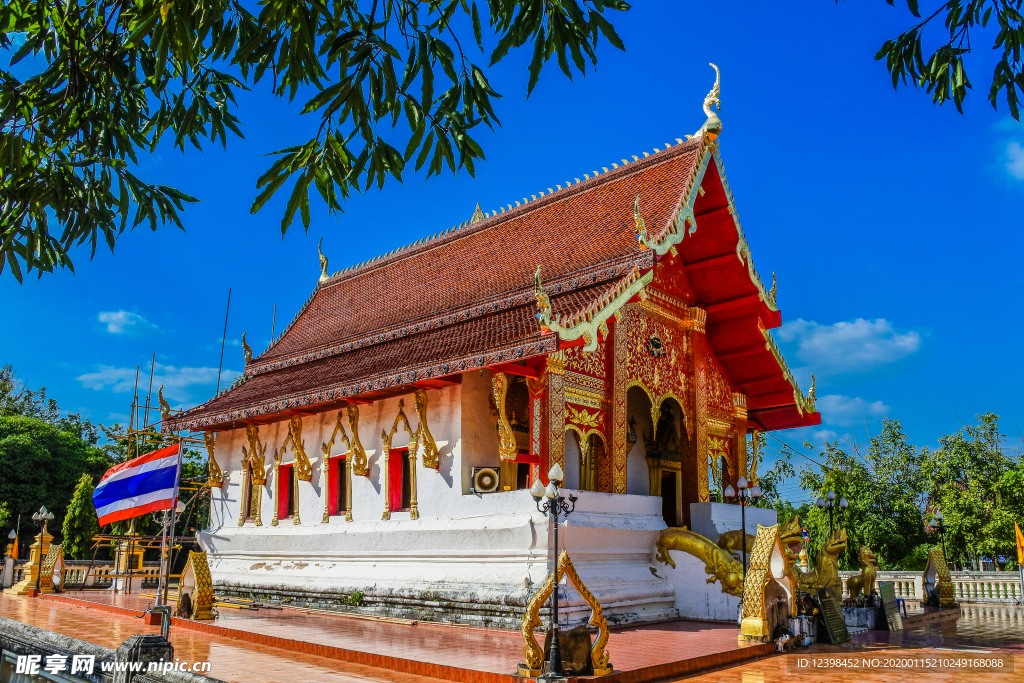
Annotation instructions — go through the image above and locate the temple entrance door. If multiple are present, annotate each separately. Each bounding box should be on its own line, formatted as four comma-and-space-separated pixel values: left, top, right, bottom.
661, 471, 678, 527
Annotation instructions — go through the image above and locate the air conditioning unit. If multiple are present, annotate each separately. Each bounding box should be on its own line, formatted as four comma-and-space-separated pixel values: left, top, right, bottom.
471, 467, 501, 493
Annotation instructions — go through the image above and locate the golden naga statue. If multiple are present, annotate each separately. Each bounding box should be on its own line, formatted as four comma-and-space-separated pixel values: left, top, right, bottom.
798, 528, 847, 597
716, 529, 757, 556
656, 527, 745, 597
778, 517, 804, 599
846, 545, 879, 598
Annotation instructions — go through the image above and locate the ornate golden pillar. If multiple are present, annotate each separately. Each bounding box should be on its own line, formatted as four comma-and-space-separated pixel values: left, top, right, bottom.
732, 393, 748, 480
527, 372, 548, 485
610, 314, 629, 494
546, 352, 566, 479
689, 308, 710, 502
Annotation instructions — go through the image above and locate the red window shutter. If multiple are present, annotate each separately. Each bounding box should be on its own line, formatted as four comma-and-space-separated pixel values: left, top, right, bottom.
327, 457, 339, 516
388, 449, 405, 512
278, 464, 292, 519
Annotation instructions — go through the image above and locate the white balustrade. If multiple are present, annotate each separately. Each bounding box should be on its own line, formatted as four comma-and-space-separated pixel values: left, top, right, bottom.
839, 570, 1022, 604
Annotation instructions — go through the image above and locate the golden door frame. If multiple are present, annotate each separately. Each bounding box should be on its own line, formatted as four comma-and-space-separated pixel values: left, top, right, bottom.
518, 550, 613, 677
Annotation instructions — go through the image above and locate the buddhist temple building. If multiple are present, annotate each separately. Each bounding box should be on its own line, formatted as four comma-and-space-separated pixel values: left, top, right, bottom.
166, 116, 820, 626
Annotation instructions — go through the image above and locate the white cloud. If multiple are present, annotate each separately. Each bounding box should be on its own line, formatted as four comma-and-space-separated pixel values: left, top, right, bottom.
817, 394, 890, 427
97, 310, 157, 335
776, 318, 920, 376
77, 362, 241, 404
1007, 142, 1024, 180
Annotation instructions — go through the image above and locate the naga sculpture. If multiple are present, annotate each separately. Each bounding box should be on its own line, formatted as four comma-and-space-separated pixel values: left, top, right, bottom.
846, 545, 879, 598
717, 530, 757, 557
656, 527, 745, 597
778, 516, 804, 611
798, 528, 847, 598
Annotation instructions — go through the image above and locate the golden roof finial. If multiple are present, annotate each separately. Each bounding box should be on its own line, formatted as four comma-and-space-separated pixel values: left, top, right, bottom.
317, 237, 330, 283
470, 202, 486, 224
634, 195, 651, 249
242, 332, 252, 364
158, 385, 171, 421
688, 63, 722, 141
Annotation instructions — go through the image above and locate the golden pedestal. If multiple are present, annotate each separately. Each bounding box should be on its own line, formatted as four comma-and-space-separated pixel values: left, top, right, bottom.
5, 527, 52, 596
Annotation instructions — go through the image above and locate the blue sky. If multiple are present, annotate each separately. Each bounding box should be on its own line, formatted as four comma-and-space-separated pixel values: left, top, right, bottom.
2, 2, 1021, 488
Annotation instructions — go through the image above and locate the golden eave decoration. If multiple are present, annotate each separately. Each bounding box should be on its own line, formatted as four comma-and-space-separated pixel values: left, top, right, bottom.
284, 416, 314, 482
535, 264, 653, 352
760, 323, 815, 415
492, 372, 517, 462
347, 404, 370, 477
203, 431, 224, 488
242, 424, 267, 485
414, 389, 440, 470
519, 551, 612, 677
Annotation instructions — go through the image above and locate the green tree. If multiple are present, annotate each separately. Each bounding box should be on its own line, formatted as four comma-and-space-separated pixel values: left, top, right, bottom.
866, 0, 1024, 119
799, 419, 926, 570
1, 0, 629, 281
62, 473, 99, 559
921, 412, 1019, 570
0, 415, 109, 547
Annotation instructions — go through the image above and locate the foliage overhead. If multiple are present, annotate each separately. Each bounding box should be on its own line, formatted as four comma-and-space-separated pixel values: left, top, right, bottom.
0, 0, 629, 282
871, 0, 1024, 119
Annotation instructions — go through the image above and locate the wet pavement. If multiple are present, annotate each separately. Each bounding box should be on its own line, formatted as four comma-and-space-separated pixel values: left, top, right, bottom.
4, 590, 1024, 682
683, 604, 1024, 682
49, 590, 757, 674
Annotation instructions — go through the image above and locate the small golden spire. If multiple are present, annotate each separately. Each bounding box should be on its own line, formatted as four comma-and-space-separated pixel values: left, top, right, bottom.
317, 237, 329, 283
242, 332, 252, 364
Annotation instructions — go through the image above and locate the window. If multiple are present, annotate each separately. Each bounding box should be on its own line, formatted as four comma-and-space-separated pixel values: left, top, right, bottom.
388, 449, 411, 512
278, 464, 295, 519
328, 456, 347, 517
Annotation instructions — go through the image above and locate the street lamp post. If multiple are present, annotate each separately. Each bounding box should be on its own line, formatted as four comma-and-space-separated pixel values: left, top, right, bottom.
530, 463, 577, 680
815, 490, 848, 537
724, 476, 761, 595
31, 506, 54, 593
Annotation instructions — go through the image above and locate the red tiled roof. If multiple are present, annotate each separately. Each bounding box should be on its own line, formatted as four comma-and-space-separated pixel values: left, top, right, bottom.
166, 269, 643, 431
252, 141, 701, 371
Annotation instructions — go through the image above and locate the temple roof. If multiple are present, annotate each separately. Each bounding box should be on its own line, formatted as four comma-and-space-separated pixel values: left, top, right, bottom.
166, 136, 819, 433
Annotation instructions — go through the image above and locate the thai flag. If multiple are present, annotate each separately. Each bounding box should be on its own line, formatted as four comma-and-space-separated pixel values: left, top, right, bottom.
93, 443, 182, 526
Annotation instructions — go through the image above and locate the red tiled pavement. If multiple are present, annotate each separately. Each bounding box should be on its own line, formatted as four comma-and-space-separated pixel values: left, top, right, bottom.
680, 605, 1024, 682
25, 590, 771, 681
0, 592, 441, 683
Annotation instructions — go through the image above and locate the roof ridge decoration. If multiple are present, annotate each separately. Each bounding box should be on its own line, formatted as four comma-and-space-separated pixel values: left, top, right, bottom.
686, 63, 722, 142
535, 263, 653, 352
760, 323, 816, 416
314, 138, 699, 287
245, 253, 647, 378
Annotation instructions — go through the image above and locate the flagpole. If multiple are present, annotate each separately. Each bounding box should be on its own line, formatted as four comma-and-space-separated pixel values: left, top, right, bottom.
163, 438, 184, 607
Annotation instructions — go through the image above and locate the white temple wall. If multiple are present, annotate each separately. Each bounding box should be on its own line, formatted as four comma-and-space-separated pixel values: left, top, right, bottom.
563, 430, 581, 490
200, 375, 684, 627
459, 369, 501, 493
625, 388, 655, 496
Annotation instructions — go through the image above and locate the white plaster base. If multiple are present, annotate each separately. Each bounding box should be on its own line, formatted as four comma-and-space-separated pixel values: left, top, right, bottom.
200, 489, 678, 628
658, 503, 779, 622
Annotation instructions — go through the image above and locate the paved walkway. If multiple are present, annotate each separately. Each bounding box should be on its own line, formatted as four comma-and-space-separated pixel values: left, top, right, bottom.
683, 605, 1024, 682
0, 594, 437, 683
50, 590, 760, 674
